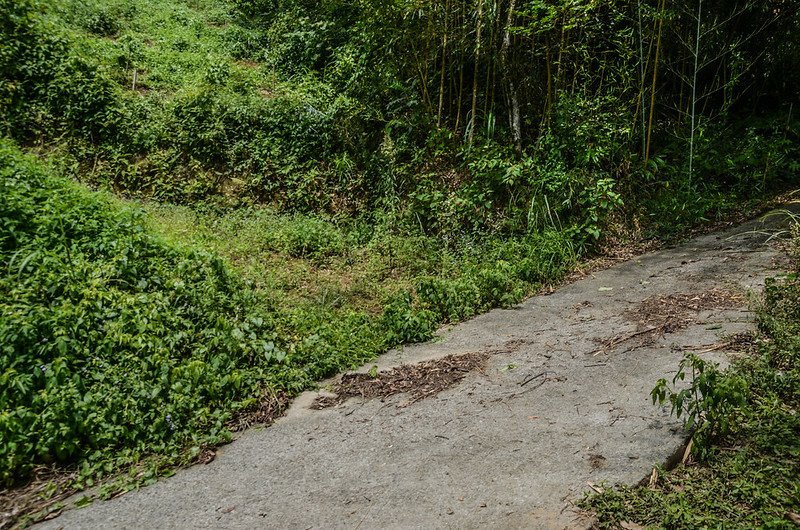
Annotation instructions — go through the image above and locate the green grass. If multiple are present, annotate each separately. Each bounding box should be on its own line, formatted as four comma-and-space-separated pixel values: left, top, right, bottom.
142, 202, 572, 309
584, 229, 800, 528
139, 198, 578, 355
50, 0, 263, 91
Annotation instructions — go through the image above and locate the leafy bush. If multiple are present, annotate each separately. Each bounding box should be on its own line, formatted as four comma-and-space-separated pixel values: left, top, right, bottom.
0, 141, 283, 485
651, 354, 749, 457
759, 273, 800, 406
380, 292, 437, 346
401, 230, 574, 332
0, 0, 67, 137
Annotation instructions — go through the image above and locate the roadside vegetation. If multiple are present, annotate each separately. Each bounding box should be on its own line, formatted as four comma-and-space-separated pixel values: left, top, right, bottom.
1, 0, 798, 525
1, 140, 279, 487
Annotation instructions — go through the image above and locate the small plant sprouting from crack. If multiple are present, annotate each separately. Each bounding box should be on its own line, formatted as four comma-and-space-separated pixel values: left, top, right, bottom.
651, 353, 748, 459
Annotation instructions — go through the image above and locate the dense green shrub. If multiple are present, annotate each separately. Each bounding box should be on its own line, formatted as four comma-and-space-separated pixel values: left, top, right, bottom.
0, 0, 67, 137
0, 141, 283, 485
380, 292, 438, 346
759, 273, 800, 406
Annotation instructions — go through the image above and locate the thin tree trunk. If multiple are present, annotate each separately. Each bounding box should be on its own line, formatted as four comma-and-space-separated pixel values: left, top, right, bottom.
416, 57, 434, 114
556, 15, 566, 93
646, 0, 666, 162
545, 41, 553, 123
637, 0, 647, 157
482, 0, 498, 130
455, 57, 465, 133
455, 0, 466, 134
469, 0, 485, 145
500, 0, 520, 150
689, 0, 703, 184
437, 0, 450, 127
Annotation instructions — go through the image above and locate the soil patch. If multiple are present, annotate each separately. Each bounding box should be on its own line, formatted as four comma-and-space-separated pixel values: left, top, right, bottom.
312, 352, 487, 409
676, 330, 761, 357
725, 330, 759, 353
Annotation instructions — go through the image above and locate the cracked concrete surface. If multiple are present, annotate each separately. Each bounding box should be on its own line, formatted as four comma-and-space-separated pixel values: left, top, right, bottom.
38, 209, 796, 530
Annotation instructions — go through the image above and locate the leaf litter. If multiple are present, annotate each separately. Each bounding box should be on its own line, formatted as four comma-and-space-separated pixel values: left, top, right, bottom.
227, 390, 290, 433
0, 467, 76, 530
312, 352, 488, 409
593, 288, 746, 356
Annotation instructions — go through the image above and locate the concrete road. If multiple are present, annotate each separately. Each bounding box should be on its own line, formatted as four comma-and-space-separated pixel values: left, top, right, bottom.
39, 209, 796, 529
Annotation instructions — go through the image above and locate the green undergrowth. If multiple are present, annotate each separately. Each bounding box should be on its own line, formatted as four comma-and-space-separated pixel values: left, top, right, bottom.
0, 140, 576, 500
1, 0, 388, 211
0, 140, 281, 488
584, 222, 800, 528
142, 201, 575, 332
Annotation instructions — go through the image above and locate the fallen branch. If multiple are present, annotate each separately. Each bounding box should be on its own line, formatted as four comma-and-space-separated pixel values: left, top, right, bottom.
592, 326, 660, 356
519, 371, 547, 386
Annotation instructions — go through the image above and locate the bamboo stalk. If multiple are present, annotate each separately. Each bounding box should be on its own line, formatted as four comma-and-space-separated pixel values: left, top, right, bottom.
482, 0, 498, 131
637, 0, 647, 156
437, 0, 451, 127
689, 0, 703, 183
500, 0, 520, 149
468, 0, 485, 145
646, 0, 666, 162
545, 41, 553, 123
455, 0, 466, 134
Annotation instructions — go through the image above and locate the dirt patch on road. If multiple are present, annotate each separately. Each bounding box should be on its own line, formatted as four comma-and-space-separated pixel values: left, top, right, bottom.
627, 288, 746, 330
312, 352, 488, 409
228, 390, 290, 432
725, 330, 759, 354
592, 288, 746, 356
